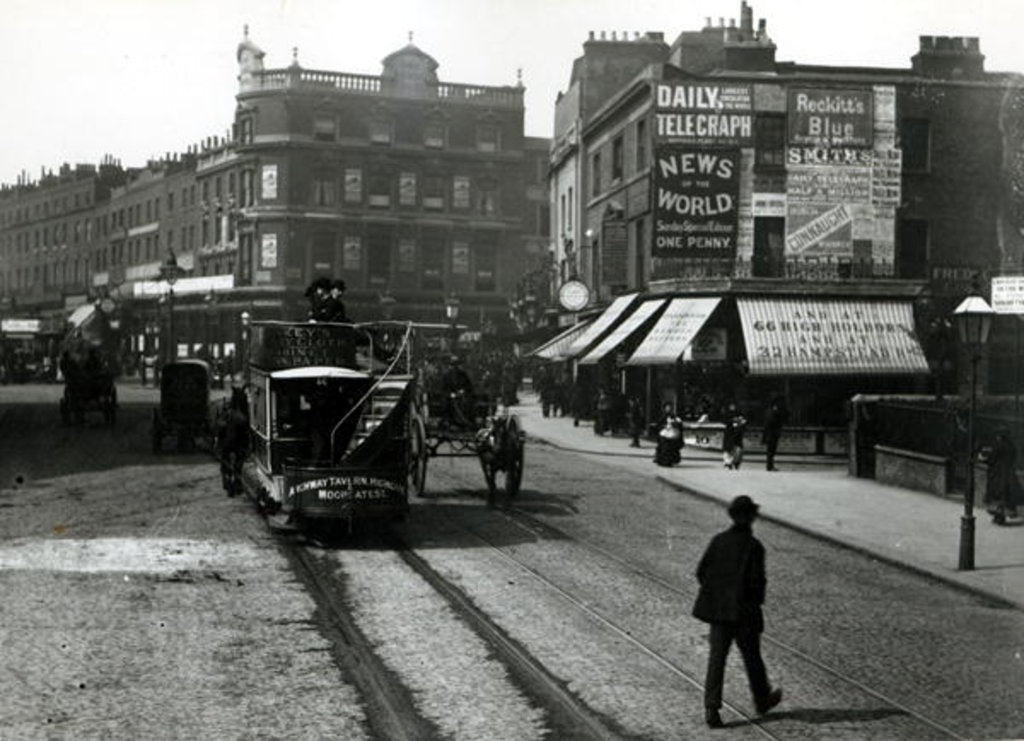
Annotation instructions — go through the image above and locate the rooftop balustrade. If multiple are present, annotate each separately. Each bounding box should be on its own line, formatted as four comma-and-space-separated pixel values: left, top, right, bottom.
245, 68, 523, 107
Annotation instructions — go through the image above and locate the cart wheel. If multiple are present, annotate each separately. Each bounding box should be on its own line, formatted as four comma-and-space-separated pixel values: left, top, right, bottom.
408, 415, 429, 497
504, 417, 524, 499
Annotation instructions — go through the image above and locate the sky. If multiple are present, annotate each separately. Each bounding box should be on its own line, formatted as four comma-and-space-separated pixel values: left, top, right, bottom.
2, 0, 1023, 187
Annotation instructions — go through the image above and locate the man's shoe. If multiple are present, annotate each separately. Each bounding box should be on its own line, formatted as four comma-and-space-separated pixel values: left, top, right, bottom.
756, 688, 783, 715
705, 709, 724, 728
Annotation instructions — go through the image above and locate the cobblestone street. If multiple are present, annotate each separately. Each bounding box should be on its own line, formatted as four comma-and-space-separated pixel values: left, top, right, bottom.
1, 384, 1022, 739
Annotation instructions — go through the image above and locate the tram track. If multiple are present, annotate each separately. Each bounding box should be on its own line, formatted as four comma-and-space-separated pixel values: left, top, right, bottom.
484, 502, 969, 740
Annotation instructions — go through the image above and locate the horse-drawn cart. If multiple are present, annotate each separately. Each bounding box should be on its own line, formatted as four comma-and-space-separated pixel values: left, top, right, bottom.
58, 303, 118, 426
416, 347, 525, 506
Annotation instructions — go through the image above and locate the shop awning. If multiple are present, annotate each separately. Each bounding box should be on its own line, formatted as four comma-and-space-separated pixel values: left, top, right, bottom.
579, 299, 666, 365
737, 298, 930, 376
531, 320, 594, 360
565, 292, 639, 358
627, 297, 721, 365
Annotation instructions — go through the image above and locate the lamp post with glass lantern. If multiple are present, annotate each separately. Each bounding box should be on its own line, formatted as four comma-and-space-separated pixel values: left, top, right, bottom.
158, 253, 184, 364
952, 290, 996, 571
239, 310, 251, 386
444, 292, 461, 352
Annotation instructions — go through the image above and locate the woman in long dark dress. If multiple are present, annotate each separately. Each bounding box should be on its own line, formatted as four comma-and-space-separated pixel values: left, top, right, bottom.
654, 402, 684, 467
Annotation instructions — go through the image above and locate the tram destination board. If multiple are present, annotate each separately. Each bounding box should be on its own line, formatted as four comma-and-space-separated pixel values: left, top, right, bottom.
249, 322, 358, 370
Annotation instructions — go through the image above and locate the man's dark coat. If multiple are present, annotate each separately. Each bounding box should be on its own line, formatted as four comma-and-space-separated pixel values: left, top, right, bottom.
692, 524, 766, 633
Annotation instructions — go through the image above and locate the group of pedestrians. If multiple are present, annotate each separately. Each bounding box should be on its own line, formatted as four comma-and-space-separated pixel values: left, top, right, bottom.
651, 396, 790, 474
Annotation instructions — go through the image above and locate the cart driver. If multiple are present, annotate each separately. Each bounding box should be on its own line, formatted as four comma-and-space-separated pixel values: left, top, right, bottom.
441, 355, 474, 427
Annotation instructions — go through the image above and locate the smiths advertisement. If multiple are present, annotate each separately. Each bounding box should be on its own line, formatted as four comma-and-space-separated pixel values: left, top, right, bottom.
653, 146, 740, 259
655, 83, 753, 146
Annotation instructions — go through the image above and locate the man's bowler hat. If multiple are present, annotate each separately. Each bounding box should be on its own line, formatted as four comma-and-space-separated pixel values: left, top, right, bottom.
728, 495, 759, 521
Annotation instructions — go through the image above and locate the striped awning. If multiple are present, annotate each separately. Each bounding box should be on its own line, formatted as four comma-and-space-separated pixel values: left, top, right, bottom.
531, 320, 594, 360
565, 293, 639, 358
627, 297, 721, 365
737, 298, 930, 376
579, 299, 666, 365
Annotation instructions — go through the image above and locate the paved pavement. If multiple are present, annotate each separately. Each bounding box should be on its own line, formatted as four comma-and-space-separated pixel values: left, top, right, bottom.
512, 392, 1024, 611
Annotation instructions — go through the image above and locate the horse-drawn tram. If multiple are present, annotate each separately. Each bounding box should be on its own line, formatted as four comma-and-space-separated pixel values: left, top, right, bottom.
223, 318, 525, 531
226, 320, 424, 530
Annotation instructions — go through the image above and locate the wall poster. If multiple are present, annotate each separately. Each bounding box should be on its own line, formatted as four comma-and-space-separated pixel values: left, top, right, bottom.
652, 145, 740, 259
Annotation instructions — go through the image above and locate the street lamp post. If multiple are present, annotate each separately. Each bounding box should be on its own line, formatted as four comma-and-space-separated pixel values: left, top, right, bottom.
444, 292, 461, 352
240, 310, 251, 386
158, 253, 184, 364
952, 291, 996, 571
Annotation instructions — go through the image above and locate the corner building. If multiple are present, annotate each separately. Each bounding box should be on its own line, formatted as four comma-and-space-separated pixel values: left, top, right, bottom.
548, 3, 1024, 442
233, 32, 535, 328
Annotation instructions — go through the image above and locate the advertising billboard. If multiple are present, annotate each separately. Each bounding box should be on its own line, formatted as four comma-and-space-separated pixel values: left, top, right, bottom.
788, 88, 873, 148
653, 146, 740, 259
654, 83, 753, 147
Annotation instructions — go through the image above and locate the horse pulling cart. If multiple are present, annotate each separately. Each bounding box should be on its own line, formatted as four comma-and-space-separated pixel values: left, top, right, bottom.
421, 375, 525, 507
221, 320, 525, 530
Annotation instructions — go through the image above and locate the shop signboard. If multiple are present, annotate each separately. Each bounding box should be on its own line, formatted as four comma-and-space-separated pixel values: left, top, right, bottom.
684, 327, 727, 361
992, 276, 1024, 314
654, 83, 753, 146
653, 145, 741, 259
788, 88, 873, 148
1, 318, 40, 335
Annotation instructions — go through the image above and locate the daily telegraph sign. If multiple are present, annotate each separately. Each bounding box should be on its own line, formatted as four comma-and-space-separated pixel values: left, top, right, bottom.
653, 146, 740, 259
992, 276, 1024, 314
655, 84, 753, 146
788, 88, 873, 148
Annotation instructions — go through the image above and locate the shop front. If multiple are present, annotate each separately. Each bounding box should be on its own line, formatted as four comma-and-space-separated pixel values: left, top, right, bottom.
620, 293, 930, 455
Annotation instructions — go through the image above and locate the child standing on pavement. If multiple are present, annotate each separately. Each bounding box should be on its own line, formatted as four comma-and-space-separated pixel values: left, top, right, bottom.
722, 404, 747, 470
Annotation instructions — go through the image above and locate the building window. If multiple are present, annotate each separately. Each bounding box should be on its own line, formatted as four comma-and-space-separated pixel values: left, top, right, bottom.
168, 192, 174, 212
636, 119, 647, 170
369, 119, 392, 144
453, 176, 471, 210
478, 181, 498, 216
398, 238, 416, 273
612, 135, 624, 182
900, 118, 931, 172
560, 194, 567, 234
367, 226, 392, 285
369, 174, 391, 208
312, 177, 336, 207
343, 235, 361, 271
313, 114, 337, 142
238, 117, 254, 145
423, 176, 445, 210
754, 115, 786, 169
474, 244, 496, 292
344, 168, 363, 203
451, 242, 470, 275
592, 152, 602, 197
897, 219, 928, 278
476, 125, 499, 152
424, 123, 445, 148
421, 232, 444, 289
399, 172, 417, 207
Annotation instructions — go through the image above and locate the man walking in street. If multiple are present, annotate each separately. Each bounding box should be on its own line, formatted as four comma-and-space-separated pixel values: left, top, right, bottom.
692, 495, 782, 728
762, 396, 788, 471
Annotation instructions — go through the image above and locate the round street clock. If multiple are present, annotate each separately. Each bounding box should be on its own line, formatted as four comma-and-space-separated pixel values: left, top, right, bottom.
558, 280, 591, 312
